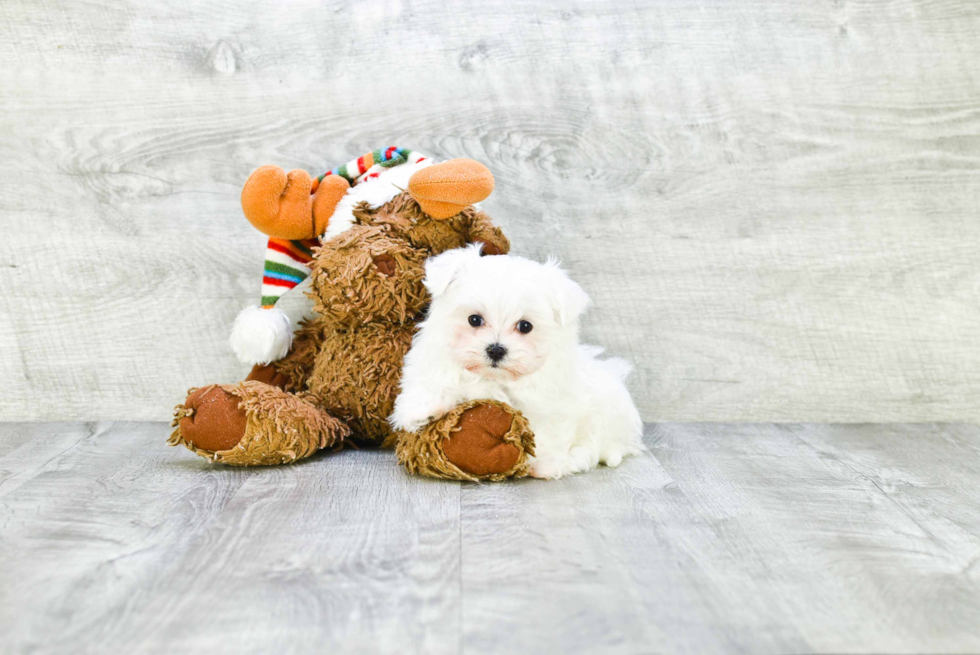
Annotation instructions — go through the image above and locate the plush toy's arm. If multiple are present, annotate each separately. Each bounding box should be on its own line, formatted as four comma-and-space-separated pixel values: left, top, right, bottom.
465, 209, 510, 256
246, 317, 328, 392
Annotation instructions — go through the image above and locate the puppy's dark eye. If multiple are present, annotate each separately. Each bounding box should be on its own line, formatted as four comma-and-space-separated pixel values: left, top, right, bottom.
517, 320, 533, 334
468, 314, 484, 327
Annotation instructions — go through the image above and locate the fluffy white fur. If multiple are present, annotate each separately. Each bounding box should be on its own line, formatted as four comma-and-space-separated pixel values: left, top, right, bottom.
323, 157, 434, 240
230, 305, 293, 365
391, 245, 644, 479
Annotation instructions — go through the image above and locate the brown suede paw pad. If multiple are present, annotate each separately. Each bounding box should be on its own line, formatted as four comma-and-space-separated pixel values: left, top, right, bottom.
177, 385, 247, 452
394, 399, 535, 482
443, 404, 520, 476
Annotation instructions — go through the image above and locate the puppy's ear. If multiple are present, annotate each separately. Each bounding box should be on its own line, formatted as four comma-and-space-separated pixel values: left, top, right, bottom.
424, 243, 483, 298
544, 256, 591, 326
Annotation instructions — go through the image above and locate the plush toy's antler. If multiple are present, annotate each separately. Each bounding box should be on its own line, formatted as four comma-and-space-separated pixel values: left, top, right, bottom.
408, 159, 494, 219
241, 166, 350, 239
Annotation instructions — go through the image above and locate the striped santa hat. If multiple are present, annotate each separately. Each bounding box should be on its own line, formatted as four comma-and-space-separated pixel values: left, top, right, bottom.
231, 147, 431, 365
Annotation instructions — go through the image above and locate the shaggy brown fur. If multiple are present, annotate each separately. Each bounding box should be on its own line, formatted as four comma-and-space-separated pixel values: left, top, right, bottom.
169, 190, 533, 479
305, 323, 415, 445
267, 318, 330, 391
310, 225, 429, 328
353, 195, 509, 257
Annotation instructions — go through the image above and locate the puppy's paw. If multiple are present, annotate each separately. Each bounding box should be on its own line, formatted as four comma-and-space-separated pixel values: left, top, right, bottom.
529, 447, 602, 479
528, 457, 566, 480
601, 450, 624, 468
601, 441, 644, 468
391, 399, 452, 433
390, 408, 431, 433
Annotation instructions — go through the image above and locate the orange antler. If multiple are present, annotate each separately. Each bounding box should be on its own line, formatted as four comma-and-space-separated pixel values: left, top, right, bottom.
408, 159, 494, 219
241, 166, 350, 239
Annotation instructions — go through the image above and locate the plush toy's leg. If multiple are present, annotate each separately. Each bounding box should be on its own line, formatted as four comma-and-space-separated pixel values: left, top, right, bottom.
245, 317, 329, 392
393, 400, 535, 482
168, 381, 349, 466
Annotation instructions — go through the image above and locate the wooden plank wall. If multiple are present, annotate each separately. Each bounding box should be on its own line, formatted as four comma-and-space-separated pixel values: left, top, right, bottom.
1, 0, 978, 421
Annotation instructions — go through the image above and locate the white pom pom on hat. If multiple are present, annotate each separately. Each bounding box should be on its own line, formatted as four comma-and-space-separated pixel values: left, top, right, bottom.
230, 305, 293, 366
228, 233, 318, 365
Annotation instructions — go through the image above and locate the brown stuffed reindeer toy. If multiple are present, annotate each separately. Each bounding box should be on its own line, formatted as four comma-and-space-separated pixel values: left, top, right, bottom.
169, 148, 534, 481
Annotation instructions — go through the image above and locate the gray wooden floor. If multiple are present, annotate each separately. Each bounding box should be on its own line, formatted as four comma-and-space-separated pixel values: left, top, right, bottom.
1, 423, 978, 654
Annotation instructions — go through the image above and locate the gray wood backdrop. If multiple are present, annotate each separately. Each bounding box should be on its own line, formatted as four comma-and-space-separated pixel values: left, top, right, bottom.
1, 0, 978, 422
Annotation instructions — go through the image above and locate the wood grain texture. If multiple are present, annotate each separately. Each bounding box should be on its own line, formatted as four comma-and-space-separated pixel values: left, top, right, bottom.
1, 0, 979, 421
2, 421, 979, 653
0, 422, 461, 654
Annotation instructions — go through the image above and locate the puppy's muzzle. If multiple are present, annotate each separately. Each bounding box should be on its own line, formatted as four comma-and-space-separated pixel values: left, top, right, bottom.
486, 343, 507, 364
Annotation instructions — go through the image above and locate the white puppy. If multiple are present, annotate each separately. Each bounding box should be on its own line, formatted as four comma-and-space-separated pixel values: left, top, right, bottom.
390, 244, 643, 479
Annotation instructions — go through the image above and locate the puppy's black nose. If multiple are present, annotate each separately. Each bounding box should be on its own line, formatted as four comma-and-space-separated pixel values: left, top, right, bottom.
486, 343, 507, 362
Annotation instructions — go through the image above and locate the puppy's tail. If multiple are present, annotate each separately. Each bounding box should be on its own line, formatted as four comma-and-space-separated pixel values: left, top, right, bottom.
580, 347, 644, 459
580, 345, 632, 383
601, 356, 632, 384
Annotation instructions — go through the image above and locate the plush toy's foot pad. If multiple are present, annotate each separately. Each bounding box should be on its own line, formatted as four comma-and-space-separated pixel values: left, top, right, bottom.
176, 385, 247, 452
168, 381, 350, 466
395, 399, 535, 482
443, 404, 521, 476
